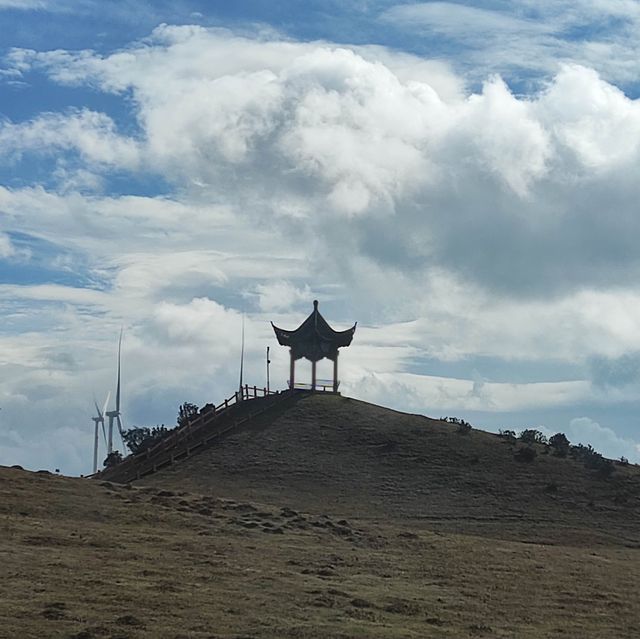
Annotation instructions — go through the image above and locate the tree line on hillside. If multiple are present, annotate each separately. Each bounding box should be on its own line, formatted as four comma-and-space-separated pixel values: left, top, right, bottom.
499, 427, 622, 476
443, 415, 629, 478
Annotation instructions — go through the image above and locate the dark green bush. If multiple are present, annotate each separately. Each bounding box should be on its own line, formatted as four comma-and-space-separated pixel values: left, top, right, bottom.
549, 433, 570, 457
123, 425, 172, 454
457, 421, 472, 435
519, 429, 547, 445
571, 444, 616, 478
103, 451, 123, 468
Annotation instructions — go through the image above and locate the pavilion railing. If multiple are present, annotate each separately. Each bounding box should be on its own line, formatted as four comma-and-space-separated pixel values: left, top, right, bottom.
289, 379, 339, 392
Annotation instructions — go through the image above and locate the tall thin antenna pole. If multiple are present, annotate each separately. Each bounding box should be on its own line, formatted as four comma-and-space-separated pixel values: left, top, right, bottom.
239, 314, 245, 400
266, 346, 270, 393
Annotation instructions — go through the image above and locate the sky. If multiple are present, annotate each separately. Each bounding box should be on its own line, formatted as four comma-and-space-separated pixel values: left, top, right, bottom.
2, 0, 640, 475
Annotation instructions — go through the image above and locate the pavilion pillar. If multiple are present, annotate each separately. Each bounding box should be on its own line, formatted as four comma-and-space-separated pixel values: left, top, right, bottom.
289, 349, 295, 390
311, 360, 317, 391
333, 353, 339, 393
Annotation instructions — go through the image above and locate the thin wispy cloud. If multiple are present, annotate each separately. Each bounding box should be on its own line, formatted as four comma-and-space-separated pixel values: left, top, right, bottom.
381, 1, 640, 86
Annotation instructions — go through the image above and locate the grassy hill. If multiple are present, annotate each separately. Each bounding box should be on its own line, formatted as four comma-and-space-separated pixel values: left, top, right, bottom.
139, 393, 640, 544
2, 392, 640, 638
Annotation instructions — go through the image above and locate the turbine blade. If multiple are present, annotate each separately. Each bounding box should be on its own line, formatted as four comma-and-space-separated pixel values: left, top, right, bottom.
117, 414, 126, 452
101, 391, 111, 418
116, 414, 125, 436
116, 328, 122, 413
101, 421, 107, 446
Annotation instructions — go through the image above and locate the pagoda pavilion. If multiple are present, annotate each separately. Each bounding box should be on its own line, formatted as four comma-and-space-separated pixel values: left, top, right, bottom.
271, 300, 356, 392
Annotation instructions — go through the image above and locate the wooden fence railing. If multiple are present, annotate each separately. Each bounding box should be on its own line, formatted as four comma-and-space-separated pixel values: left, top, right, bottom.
93, 385, 289, 482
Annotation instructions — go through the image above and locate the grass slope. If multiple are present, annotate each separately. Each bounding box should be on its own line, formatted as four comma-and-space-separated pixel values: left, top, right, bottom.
141, 394, 640, 544
2, 394, 640, 638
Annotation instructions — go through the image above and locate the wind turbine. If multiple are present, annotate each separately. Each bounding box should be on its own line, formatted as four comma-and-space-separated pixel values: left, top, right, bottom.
90, 392, 110, 473
105, 330, 125, 455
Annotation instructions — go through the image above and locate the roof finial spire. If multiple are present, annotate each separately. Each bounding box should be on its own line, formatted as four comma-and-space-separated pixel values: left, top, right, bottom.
313, 299, 319, 310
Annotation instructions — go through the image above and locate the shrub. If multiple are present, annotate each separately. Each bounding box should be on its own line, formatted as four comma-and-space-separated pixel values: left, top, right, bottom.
549, 433, 570, 457
619, 456, 629, 466
123, 425, 173, 455
443, 416, 473, 433
457, 421, 472, 435
178, 402, 199, 428
519, 429, 547, 445
571, 444, 616, 478
569, 443, 596, 460
499, 429, 517, 442
103, 451, 123, 468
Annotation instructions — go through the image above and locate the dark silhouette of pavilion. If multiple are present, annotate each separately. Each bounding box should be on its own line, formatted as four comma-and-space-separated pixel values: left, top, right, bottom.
272, 300, 356, 392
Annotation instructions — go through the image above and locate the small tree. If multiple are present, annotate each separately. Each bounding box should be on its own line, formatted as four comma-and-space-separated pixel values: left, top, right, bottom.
178, 402, 199, 428
549, 433, 570, 457
123, 425, 172, 454
103, 451, 123, 468
499, 429, 517, 442
122, 427, 152, 454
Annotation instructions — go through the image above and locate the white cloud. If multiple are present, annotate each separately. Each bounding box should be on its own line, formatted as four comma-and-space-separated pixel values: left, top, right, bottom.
382, 3, 551, 39
568, 417, 640, 462
343, 371, 590, 414
0, 283, 109, 306
0, 232, 15, 258
8, 31, 640, 298
0, 0, 47, 9
254, 281, 312, 313
152, 297, 240, 347
381, 1, 640, 85
0, 109, 140, 169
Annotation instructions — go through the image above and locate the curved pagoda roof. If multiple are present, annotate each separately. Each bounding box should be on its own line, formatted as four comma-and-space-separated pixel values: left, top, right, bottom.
271, 300, 356, 362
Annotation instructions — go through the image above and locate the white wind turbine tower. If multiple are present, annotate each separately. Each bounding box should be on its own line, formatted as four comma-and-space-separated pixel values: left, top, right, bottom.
90, 392, 110, 473
105, 330, 125, 456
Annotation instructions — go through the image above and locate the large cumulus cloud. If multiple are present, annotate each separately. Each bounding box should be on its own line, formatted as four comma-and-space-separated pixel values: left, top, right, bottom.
7, 26, 640, 298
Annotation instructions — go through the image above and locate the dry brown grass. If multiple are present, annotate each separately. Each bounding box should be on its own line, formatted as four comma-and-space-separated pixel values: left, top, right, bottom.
3, 394, 640, 638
